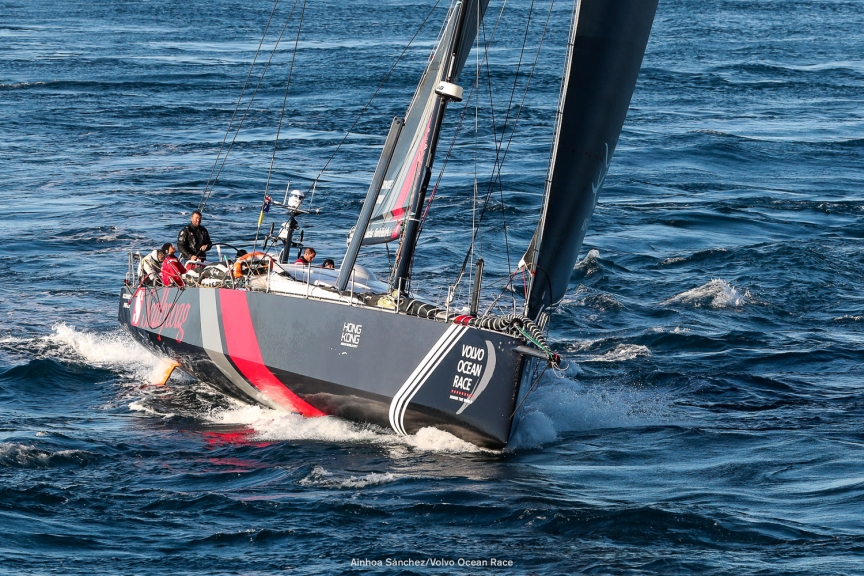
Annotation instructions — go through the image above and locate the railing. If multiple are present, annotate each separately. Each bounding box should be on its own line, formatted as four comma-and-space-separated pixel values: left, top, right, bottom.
123, 250, 461, 323
126, 252, 141, 287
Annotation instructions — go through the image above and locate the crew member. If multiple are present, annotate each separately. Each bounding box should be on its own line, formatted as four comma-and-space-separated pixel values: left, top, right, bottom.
178, 210, 212, 263
322, 258, 335, 269
161, 244, 186, 287
138, 247, 166, 286
295, 247, 316, 266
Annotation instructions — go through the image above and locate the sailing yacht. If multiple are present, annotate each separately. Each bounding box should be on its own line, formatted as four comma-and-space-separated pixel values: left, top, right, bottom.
119, 0, 659, 449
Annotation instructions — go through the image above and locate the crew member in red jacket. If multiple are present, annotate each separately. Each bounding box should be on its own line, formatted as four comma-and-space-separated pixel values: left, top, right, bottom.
295, 247, 316, 266
160, 243, 186, 287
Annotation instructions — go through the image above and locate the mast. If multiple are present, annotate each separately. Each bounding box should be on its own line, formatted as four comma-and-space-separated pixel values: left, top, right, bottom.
391, 0, 475, 294
524, 0, 658, 320
356, 0, 489, 293
390, 101, 443, 292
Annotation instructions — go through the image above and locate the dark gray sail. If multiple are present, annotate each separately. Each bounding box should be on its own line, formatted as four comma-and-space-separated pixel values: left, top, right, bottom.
524, 0, 658, 320
362, 0, 489, 246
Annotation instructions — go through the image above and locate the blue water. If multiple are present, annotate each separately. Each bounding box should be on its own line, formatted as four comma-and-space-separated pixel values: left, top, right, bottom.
2, 0, 864, 573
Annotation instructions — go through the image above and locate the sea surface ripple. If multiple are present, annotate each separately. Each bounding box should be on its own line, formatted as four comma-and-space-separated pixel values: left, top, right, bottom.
1, 0, 863, 573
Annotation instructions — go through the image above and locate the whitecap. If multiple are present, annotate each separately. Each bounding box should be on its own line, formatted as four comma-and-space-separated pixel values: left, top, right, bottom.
575, 249, 601, 270
663, 279, 750, 309
582, 344, 650, 363
0, 442, 95, 468
299, 465, 402, 489
660, 256, 686, 265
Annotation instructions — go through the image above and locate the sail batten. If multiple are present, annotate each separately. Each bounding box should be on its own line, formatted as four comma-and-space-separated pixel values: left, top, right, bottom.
524, 0, 658, 320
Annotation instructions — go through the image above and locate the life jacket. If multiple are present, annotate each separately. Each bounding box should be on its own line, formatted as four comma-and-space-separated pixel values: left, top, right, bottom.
233, 252, 270, 278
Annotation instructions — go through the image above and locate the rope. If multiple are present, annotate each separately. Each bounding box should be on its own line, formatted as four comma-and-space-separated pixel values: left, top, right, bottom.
138, 286, 185, 331
304, 0, 444, 210
445, 0, 539, 302
252, 0, 307, 254
398, 301, 560, 366
199, 0, 303, 213
411, 0, 516, 291
452, 0, 555, 300
199, 0, 281, 209
511, 362, 548, 418
264, 0, 306, 199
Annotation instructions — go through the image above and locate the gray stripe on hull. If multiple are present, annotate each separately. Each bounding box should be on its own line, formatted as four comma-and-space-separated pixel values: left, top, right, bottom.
199, 289, 281, 410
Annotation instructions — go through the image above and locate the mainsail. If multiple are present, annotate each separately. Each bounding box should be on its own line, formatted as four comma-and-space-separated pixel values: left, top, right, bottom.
362, 0, 489, 245
524, 0, 659, 320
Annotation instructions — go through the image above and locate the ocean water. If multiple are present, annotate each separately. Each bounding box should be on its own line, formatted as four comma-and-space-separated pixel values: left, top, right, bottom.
2, 0, 864, 573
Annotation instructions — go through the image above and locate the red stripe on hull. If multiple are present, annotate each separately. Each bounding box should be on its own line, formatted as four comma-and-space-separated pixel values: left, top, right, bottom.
218, 289, 324, 417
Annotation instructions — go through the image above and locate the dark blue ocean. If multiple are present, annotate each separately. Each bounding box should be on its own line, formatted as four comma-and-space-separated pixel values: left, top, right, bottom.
2, 0, 864, 573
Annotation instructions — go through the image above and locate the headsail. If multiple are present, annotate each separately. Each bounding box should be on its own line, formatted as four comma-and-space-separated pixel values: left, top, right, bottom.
524, 0, 658, 319
362, 0, 489, 245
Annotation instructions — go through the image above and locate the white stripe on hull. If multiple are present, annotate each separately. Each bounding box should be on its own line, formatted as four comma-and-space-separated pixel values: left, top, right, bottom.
388, 325, 467, 435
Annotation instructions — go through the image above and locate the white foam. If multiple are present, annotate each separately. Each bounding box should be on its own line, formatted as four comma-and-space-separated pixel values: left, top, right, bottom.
208, 404, 485, 453
44, 323, 161, 379
128, 400, 176, 419
575, 249, 601, 270
0, 81, 47, 89
509, 378, 672, 450
0, 442, 92, 468
664, 279, 750, 309
583, 344, 650, 363
299, 465, 402, 489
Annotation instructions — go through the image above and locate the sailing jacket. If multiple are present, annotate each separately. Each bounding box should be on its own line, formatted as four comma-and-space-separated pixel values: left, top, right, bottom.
138, 250, 162, 285
161, 255, 186, 287
177, 224, 211, 260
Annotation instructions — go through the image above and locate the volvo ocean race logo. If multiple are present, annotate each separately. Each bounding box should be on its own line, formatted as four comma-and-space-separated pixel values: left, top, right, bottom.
451, 341, 496, 414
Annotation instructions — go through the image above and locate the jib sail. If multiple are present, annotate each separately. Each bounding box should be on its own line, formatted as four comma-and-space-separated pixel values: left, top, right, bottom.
524, 0, 658, 319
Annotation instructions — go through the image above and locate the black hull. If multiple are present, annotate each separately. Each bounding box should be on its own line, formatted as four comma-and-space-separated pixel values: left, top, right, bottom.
119, 286, 528, 449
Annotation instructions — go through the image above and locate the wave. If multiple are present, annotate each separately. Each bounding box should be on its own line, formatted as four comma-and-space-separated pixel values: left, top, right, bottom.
583, 344, 650, 363
660, 248, 729, 267
45, 323, 160, 378
663, 279, 750, 309
0, 81, 47, 90
509, 377, 673, 450
299, 465, 404, 489
574, 248, 601, 275
833, 315, 863, 323
559, 288, 623, 313
206, 404, 486, 454
0, 442, 98, 469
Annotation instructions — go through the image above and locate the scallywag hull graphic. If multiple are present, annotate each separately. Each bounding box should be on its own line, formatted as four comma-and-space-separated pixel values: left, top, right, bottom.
119, 286, 527, 449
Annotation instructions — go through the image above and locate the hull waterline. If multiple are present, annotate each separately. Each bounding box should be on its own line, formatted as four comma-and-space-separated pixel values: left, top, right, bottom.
119, 285, 529, 449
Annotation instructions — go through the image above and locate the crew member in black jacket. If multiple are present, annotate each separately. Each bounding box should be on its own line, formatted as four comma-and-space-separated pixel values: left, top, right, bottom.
177, 210, 212, 262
